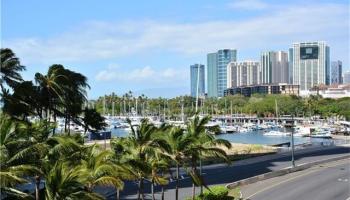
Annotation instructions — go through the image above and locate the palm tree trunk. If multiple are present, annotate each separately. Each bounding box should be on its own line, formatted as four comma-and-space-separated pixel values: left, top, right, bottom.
192, 182, 196, 200
53, 113, 57, 135
161, 186, 165, 200
137, 179, 141, 200
192, 165, 196, 200
68, 116, 71, 135
35, 175, 40, 200
116, 188, 120, 200
176, 163, 179, 200
161, 171, 165, 200
141, 178, 144, 200
200, 159, 203, 196
64, 113, 68, 132
151, 181, 155, 200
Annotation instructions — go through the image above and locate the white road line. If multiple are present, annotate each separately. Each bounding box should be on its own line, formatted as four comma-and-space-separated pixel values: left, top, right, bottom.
246, 159, 350, 199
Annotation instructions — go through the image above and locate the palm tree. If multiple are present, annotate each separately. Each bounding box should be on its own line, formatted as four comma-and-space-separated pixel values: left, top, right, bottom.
82, 107, 107, 135
148, 152, 169, 200
9, 133, 85, 200
2, 81, 41, 120
160, 126, 193, 200
45, 161, 104, 200
0, 48, 26, 94
185, 115, 231, 199
111, 118, 167, 200
0, 114, 41, 199
78, 145, 124, 193
111, 138, 140, 200
35, 65, 66, 122
61, 68, 90, 134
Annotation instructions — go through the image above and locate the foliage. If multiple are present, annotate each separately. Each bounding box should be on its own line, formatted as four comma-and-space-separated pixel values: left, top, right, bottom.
0, 48, 26, 94
186, 185, 233, 200
82, 108, 107, 133
93, 92, 350, 120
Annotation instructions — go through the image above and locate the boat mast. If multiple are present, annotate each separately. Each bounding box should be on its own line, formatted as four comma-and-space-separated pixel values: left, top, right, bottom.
136, 98, 138, 116
275, 99, 279, 125
103, 96, 106, 116
112, 101, 115, 117
181, 97, 184, 122
230, 101, 233, 126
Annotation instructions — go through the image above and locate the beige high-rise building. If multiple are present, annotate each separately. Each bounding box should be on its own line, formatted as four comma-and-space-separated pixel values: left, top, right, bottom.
227, 61, 260, 88
261, 51, 289, 84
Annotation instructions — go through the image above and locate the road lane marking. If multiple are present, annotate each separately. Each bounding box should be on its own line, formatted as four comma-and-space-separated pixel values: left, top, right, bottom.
245, 159, 350, 199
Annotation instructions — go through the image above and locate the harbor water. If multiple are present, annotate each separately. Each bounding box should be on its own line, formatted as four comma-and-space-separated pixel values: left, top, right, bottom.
111, 128, 332, 146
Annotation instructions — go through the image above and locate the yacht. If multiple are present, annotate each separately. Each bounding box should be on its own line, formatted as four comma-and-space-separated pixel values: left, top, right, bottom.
310, 128, 332, 138
264, 130, 290, 136
220, 125, 236, 133
238, 127, 251, 133
293, 126, 310, 137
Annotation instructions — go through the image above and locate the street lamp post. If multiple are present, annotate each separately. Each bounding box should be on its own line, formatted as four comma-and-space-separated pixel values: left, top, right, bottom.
291, 115, 295, 168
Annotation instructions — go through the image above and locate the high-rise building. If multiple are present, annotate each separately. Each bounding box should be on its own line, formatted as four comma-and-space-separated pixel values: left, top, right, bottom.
288, 48, 293, 84
227, 61, 260, 88
290, 41, 330, 90
190, 64, 205, 97
331, 61, 343, 84
261, 51, 289, 84
344, 71, 350, 84
207, 49, 237, 97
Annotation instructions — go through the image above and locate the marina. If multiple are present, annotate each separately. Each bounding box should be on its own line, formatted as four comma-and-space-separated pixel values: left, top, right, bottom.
50, 113, 350, 147
110, 125, 333, 146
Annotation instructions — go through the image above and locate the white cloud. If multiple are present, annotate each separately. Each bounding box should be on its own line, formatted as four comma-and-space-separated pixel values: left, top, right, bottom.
95, 65, 188, 84
228, 0, 268, 10
3, 3, 349, 65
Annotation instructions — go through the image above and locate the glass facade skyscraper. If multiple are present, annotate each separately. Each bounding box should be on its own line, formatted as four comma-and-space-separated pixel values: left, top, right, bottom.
290, 42, 330, 90
207, 49, 237, 97
343, 71, 350, 84
190, 64, 205, 97
331, 61, 342, 84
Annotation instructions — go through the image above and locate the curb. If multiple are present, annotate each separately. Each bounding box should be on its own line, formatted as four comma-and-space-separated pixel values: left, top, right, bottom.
226, 154, 350, 189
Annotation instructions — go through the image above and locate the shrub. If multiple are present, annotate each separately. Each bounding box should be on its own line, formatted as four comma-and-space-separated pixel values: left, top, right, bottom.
187, 185, 234, 200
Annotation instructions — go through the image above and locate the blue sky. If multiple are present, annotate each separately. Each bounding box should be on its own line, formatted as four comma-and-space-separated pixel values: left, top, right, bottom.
1, 0, 349, 99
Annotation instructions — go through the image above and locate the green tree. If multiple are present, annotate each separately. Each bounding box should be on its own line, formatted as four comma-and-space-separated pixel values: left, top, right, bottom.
0, 114, 40, 199
35, 65, 67, 123
45, 162, 104, 200
160, 126, 193, 200
185, 115, 231, 200
0, 48, 26, 94
82, 108, 107, 134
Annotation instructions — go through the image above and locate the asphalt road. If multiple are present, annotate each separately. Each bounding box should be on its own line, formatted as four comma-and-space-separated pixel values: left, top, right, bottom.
104, 145, 350, 200
243, 159, 350, 200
